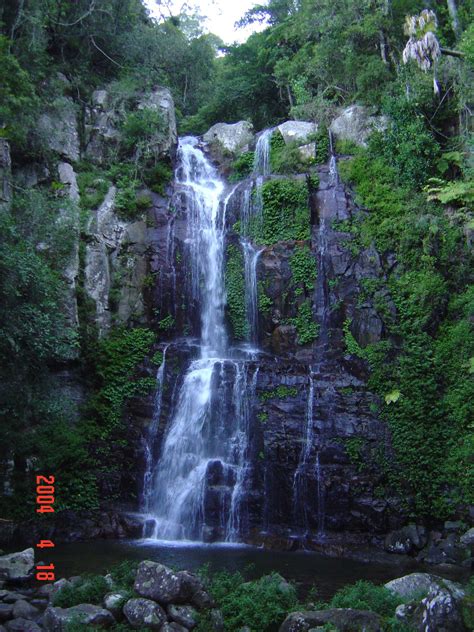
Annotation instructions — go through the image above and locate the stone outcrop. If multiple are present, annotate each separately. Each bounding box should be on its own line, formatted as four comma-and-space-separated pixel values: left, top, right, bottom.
330, 104, 387, 147
38, 97, 80, 163
386, 573, 469, 631
85, 86, 177, 165
277, 121, 317, 144
0, 549, 34, 583
203, 121, 254, 156
0, 140, 12, 210
43, 603, 115, 630
279, 608, 382, 631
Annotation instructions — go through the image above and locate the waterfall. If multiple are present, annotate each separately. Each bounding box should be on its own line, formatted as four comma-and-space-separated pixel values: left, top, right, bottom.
253, 128, 274, 177
328, 131, 339, 188
145, 137, 259, 542
141, 345, 169, 515
292, 371, 314, 532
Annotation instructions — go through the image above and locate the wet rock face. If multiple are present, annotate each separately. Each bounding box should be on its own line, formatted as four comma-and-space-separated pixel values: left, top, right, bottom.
136, 159, 401, 544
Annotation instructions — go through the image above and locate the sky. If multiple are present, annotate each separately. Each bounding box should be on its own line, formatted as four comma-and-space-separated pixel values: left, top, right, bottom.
144, 0, 267, 44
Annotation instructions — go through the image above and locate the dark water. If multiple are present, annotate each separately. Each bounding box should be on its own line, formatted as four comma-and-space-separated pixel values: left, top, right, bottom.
42, 539, 468, 601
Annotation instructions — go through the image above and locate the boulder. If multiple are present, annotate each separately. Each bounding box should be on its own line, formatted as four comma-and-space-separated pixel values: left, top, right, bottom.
38, 97, 80, 162
0, 604, 13, 622
384, 525, 427, 554
460, 527, 474, 547
277, 121, 317, 145
203, 121, 254, 156
103, 590, 128, 619
330, 105, 387, 148
161, 623, 188, 632
0, 549, 34, 583
123, 597, 167, 630
387, 573, 467, 631
279, 608, 382, 631
11, 599, 38, 620
177, 571, 215, 609
167, 604, 197, 629
134, 561, 183, 604
5, 619, 41, 631
43, 604, 115, 630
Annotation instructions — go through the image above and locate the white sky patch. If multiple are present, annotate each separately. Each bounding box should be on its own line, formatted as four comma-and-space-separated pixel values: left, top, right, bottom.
144, 0, 267, 44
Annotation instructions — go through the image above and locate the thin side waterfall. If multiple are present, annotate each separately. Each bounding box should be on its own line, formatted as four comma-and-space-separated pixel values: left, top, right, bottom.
141, 345, 169, 515
315, 451, 325, 536
292, 371, 315, 532
253, 128, 274, 177
242, 241, 261, 345
328, 131, 339, 188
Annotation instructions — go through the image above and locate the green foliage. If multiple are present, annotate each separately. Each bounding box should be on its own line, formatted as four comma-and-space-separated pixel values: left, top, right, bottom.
341, 140, 474, 517
0, 36, 38, 149
144, 160, 173, 195
225, 244, 249, 340
229, 152, 255, 181
343, 438, 366, 470
89, 328, 156, 439
270, 131, 311, 174
369, 92, 440, 188
290, 245, 317, 295
329, 580, 404, 620
248, 180, 309, 245
313, 127, 330, 164
157, 315, 175, 332
121, 108, 165, 151
260, 385, 298, 402
258, 281, 273, 315
53, 575, 109, 608
196, 571, 297, 632
287, 300, 319, 346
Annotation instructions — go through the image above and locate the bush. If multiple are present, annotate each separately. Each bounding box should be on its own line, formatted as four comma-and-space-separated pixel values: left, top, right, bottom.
329, 580, 403, 618
53, 575, 109, 608
197, 571, 297, 632
229, 151, 255, 181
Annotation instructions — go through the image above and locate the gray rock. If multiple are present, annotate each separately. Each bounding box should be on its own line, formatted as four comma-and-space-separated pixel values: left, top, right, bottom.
0, 549, 34, 582
57, 161, 80, 335
167, 604, 197, 629
177, 571, 215, 609
11, 599, 38, 620
137, 86, 177, 157
1, 592, 24, 604
123, 597, 167, 630
384, 525, 427, 554
161, 623, 188, 632
43, 603, 115, 630
92, 90, 108, 108
392, 577, 467, 632
277, 121, 317, 145
460, 527, 474, 546
279, 608, 382, 631
203, 121, 254, 155
330, 104, 387, 148
210, 608, 224, 631
385, 573, 439, 599
0, 604, 13, 622
38, 97, 80, 162
0, 140, 12, 209
134, 561, 182, 604
5, 619, 41, 631
103, 590, 128, 619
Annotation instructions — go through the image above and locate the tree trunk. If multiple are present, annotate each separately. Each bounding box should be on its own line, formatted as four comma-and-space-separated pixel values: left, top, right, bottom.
447, 0, 460, 39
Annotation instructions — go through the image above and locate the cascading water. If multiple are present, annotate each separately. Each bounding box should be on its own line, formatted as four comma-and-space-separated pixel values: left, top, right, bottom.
144, 137, 259, 542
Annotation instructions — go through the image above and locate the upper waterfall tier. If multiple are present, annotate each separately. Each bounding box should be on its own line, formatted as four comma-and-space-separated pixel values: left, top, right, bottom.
177, 136, 226, 358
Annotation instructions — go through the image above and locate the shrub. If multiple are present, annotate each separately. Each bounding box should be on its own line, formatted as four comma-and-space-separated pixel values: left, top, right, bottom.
329, 580, 403, 619
229, 151, 255, 181
225, 244, 248, 340
197, 571, 297, 632
53, 575, 109, 608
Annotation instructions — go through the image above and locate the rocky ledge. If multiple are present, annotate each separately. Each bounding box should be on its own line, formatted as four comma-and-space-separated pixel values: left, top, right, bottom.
0, 548, 472, 631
